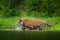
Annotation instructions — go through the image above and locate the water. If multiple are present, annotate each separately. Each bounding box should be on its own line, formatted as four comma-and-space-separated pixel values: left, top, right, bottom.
0, 30, 60, 40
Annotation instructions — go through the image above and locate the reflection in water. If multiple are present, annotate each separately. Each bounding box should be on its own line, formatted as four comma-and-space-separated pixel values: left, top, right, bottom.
15, 27, 22, 31
15, 25, 22, 31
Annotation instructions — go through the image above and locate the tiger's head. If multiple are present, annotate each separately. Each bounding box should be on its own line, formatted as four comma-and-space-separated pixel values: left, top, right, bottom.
17, 19, 29, 26
17, 19, 23, 26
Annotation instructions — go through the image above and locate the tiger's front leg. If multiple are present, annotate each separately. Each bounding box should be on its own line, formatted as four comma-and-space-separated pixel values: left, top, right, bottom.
22, 26, 26, 30
22, 23, 28, 30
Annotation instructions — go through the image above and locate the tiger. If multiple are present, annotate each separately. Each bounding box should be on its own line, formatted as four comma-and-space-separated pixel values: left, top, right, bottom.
17, 19, 57, 30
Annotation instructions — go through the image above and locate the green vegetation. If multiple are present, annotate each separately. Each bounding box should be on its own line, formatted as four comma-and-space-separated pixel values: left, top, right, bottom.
0, 17, 18, 29
0, 0, 60, 17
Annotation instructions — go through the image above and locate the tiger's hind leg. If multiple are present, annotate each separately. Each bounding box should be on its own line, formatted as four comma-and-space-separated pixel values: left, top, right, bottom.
33, 26, 38, 30
39, 24, 46, 30
33, 25, 42, 30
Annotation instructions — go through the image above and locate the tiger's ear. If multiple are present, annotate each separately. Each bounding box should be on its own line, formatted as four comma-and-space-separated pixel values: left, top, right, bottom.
20, 19, 22, 22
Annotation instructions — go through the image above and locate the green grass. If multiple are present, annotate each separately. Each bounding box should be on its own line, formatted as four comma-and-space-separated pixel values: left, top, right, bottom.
0, 17, 19, 29
0, 16, 60, 30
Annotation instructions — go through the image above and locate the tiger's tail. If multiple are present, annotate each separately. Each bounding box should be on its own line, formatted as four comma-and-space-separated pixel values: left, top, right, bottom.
47, 22, 57, 27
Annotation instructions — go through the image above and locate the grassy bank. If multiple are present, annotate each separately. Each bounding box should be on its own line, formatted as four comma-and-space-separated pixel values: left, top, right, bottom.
0, 16, 60, 30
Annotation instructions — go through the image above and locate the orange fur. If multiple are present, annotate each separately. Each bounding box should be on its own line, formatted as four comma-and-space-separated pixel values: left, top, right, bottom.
18, 19, 47, 30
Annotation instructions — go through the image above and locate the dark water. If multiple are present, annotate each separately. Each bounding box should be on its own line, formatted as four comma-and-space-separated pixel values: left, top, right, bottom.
0, 30, 60, 40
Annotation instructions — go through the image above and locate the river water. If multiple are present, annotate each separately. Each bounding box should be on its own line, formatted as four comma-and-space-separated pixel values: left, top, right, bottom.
0, 29, 60, 40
